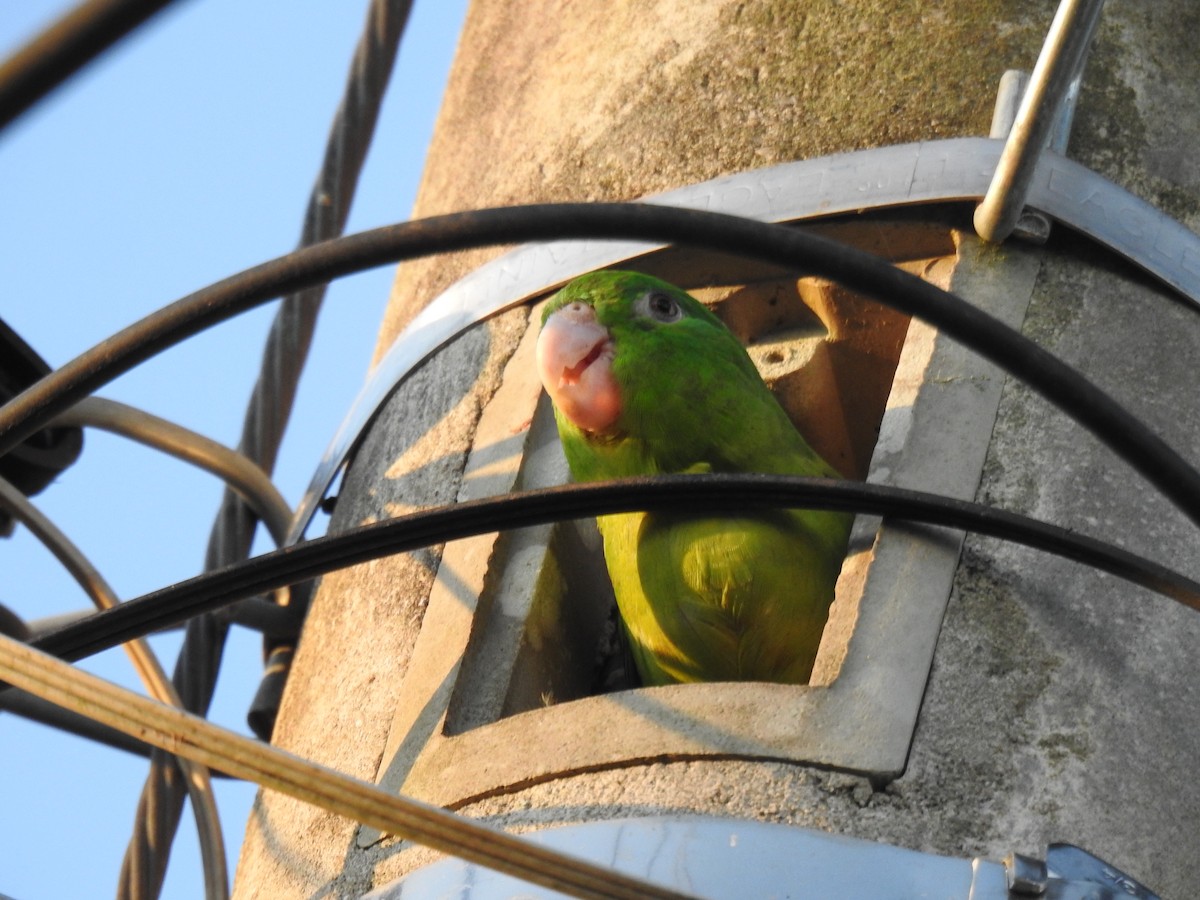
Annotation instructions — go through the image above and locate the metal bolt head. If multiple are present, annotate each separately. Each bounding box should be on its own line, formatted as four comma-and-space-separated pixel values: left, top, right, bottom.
1006, 852, 1049, 895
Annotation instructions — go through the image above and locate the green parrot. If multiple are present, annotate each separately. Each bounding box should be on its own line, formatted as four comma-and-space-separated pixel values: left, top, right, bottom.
535, 270, 852, 687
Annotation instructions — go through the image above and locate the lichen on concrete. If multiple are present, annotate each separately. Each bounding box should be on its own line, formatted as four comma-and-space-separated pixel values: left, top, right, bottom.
378, 0, 1048, 358
933, 217, 1200, 894
571, 0, 1046, 192
1070, 5, 1200, 226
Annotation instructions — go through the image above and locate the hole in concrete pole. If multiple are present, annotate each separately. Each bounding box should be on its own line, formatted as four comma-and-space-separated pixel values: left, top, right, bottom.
446, 217, 956, 729
368, 211, 1006, 819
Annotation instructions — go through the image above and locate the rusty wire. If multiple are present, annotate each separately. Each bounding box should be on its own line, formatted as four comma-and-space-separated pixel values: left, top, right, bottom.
115, 1, 415, 896
0, 0, 184, 132
1, 631, 698, 900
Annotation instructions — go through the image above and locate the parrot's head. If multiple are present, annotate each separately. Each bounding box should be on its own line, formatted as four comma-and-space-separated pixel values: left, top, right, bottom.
536, 271, 768, 473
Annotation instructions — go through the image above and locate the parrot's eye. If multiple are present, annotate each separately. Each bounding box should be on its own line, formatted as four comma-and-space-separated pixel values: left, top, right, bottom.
637, 290, 683, 323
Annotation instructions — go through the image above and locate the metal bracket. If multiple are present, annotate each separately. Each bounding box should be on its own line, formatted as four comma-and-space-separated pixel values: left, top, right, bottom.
363, 816, 1163, 899
974, 0, 1105, 243
1044, 844, 1161, 899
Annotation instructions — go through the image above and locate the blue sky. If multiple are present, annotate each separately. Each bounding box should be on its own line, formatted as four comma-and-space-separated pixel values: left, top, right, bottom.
0, 1, 468, 896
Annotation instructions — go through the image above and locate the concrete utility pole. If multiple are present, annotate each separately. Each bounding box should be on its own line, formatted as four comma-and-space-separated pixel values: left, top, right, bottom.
235, 2, 1200, 896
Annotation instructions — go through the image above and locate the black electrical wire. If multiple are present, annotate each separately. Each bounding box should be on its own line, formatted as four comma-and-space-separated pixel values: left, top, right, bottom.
0, 0, 185, 133
2, 686, 154, 756
26, 474, 1200, 668
0, 687, 191, 764
1, 203, 1198, 532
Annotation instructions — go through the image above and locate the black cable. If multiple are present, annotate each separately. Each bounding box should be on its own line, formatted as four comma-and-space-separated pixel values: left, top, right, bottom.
0, 0, 185, 133
1, 686, 153, 756
1, 203, 1198, 530
27, 474, 1200, 667
0, 687, 203, 765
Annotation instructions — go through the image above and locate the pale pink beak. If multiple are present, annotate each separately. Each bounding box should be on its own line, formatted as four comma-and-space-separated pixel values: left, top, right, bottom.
536, 302, 622, 434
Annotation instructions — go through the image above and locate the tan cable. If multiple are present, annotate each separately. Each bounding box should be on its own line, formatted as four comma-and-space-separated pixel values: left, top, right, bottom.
0, 477, 229, 900
52, 396, 292, 545
0, 631, 695, 900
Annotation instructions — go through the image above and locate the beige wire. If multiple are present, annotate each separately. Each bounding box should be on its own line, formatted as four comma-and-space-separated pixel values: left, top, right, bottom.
0, 477, 229, 900
52, 396, 292, 545
0, 631, 696, 900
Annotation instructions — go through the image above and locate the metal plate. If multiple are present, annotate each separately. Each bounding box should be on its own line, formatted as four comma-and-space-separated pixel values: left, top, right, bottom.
364, 815, 1010, 900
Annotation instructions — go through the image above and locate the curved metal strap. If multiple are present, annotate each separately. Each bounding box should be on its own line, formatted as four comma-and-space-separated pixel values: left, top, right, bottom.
290, 136, 1200, 540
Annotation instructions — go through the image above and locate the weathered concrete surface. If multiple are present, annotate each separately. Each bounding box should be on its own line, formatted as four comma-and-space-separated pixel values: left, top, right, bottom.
232, 315, 530, 897
372, 0, 1047, 356
235, 1, 1200, 897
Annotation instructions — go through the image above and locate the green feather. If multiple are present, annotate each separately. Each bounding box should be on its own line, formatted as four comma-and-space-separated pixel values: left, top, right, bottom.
539, 270, 851, 686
